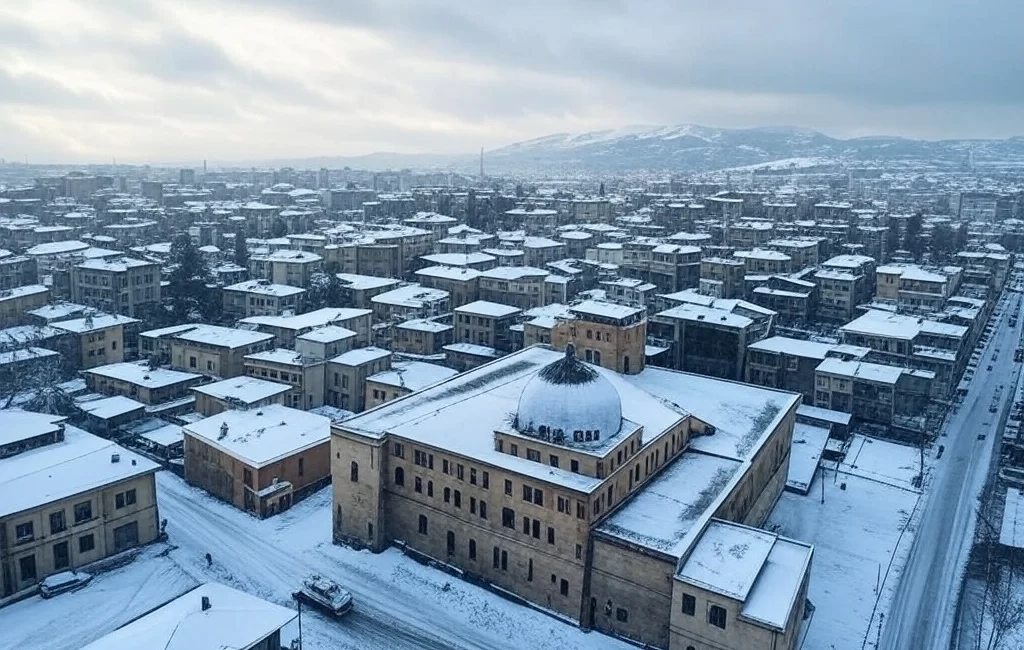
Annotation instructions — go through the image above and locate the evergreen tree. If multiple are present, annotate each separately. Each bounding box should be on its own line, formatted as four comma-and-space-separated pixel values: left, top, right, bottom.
167, 233, 216, 322
233, 232, 249, 271
271, 217, 288, 238
885, 225, 901, 260
904, 213, 924, 259
599, 182, 605, 197
930, 223, 955, 262
306, 272, 345, 310
956, 223, 969, 252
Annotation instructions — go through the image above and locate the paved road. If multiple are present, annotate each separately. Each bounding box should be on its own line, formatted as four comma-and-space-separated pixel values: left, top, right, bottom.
880, 287, 1024, 650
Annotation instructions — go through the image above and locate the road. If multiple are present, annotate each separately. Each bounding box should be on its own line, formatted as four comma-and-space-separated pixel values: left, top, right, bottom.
880, 285, 1024, 650
156, 472, 630, 650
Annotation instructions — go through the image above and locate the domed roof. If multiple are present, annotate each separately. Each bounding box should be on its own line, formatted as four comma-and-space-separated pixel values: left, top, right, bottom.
516, 346, 622, 438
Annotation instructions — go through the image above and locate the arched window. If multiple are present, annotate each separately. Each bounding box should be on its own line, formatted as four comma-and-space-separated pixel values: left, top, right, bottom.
350, 461, 359, 482
394, 467, 405, 486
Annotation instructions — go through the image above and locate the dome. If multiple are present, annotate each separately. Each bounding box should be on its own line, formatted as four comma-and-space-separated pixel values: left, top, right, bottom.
515, 346, 622, 439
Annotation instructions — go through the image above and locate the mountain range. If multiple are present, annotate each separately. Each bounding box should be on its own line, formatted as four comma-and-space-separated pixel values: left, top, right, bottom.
272, 125, 1024, 174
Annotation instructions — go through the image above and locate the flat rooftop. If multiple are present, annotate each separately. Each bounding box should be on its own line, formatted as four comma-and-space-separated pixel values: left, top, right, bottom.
173, 324, 274, 349
455, 300, 522, 318
223, 280, 305, 297
192, 376, 292, 404
240, 307, 371, 332
85, 362, 203, 389
367, 361, 458, 392
183, 404, 331, 468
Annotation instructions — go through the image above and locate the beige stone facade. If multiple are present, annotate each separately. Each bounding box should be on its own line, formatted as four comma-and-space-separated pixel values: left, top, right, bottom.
70, 257, 161, 318
243, 350, 325, 410
0, 285, 49, 327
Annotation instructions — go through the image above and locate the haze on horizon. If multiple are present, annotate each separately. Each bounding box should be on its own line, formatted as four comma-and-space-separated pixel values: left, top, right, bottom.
1, 0, 1022, 164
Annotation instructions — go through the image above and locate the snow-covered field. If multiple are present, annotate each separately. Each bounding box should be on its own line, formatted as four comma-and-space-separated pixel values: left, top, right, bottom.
769, 465, 922, 650
1, 472, 635, 650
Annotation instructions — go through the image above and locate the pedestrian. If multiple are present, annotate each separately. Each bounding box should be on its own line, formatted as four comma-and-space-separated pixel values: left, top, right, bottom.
205, 552, 212, 567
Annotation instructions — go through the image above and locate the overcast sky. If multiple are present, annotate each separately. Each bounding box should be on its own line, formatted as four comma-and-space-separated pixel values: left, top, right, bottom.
1, 0, 1022, 163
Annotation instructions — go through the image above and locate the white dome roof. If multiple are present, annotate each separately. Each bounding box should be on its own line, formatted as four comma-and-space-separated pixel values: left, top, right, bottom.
516, 347, 622, 437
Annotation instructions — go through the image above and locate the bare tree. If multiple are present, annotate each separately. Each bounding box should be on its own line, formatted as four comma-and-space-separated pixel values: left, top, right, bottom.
986, 566, 1024, 650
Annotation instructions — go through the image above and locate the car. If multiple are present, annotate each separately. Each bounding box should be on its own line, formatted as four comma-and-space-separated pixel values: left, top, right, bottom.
293, 574, 354, 617
40, 571, 92, 598
988, 365, 994, 371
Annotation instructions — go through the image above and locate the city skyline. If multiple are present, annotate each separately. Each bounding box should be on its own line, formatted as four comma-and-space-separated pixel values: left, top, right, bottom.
1, 0, 1023, 163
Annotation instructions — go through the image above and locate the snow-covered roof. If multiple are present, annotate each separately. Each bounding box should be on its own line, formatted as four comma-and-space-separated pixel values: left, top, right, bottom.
138, 423, 184, 448
840, 310, 923, 340
223, 280, 305, 297
0, 410, 65, 448
748, 336, 838, 360
657, 303, 753, 329
79, 581, 297, 650
796, 404, 851, 426
455, 300, 522, 318
740, 537, 814, 630
0, 345, 59, 367
296, 325, 357, 343
1000, 487, 1024, 549
85, 362, 202, 389
329, 346, 391, 366
443, 343, 501, 357
823, 254, 875, 269
0, 284, 47, 301
140, 323, 204, 339
596, 452, 743, 557
816, 358, 904, 384
192, 376, 292, 403
397, 319, 452, 333
244, 348, 315, 367
25, 240, 89, 256
241, 307, 371, 332
734, 249, 791, 262
0, 424, 158, 519
25, 301, 88, 322
261, 250, 322, 263
183, 405, 330, 468
570, 300, 643, 321
367, 361, 458, 392
480, 266, 548, 280
79, 395, 146, 419
420, 252, 497, 267
678, 520, 777, 601
52, 313, 140, 334
336, 273, 401, 291
174, 324, 274, 348
371, 284, 449, 308
76, 257, 155, 272
415, 265, 482, 281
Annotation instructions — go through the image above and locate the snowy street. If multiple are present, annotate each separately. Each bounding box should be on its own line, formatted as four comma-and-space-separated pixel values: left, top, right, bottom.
880, 289, 1024, 650
2, 471, 635, 650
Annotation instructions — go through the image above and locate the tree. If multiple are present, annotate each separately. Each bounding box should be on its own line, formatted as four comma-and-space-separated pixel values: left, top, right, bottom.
306, 272, 345, 310
904, 213, 924, 259
233, 232, 249, 271
270, 217, 288, 238
599, 182, 605, 197
166, 233, 217, 322
885, 225, 901, 260
515, 183, 524, 198
931, 223, 956, 262
957, 223, 970, 252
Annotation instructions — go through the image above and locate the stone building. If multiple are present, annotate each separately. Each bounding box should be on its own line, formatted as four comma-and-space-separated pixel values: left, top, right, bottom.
51, 313, 140, 371
192, 376, 291, 417
83, 361, 204, 406
454, 300, 522, 353
324, 347, 392, 413
243, 349, 326, 410
478, 267, 550, 310
70, 257, 161, 318
699, 257, 746, 299
169, 325, 275, 378
0, 284, 49, 327
222, 280, 306, 320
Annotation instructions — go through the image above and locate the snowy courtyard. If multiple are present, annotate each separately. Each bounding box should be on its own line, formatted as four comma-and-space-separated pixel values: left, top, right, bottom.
0, 471, 635, 650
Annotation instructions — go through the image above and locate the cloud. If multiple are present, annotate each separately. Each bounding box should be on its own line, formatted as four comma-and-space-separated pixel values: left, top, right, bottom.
0, 0, 1020, 162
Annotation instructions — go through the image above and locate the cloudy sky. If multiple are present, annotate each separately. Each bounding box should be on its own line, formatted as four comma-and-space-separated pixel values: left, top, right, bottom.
1, 0, 1021, 163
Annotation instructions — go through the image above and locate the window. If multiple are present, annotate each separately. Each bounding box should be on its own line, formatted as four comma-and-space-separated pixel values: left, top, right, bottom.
73, 501, 92, 524
526, 448, 540, 462
394, 467, 405, 486
593, 350, 602, 365
446, 531, 455, 555
560, 579, 569, 596
576, 502, 586, 519
616, 608, 629, 623
504, 479, 513, 495
547, 527, 555, 544
79, 534, 95, 553
557, 496, 568, 513
502, 507, 516, 528
575, 544, 582, 560
443, 459, 450, 474
528, 558, 534, 581
708, 604, 727, 629
534, 489, 544, 506
570, 459, 579, 473
444, 487, 451, 503
393, 442, 405, 458
19, 555, 36, 582
470, 468, 477, 485
469, 539, 477, 560
510, 443, 518, 456
523, 517, 530, 534
53, 541, 70, 570
470, 497, 477, 514
49, 511, 66, 534
585, 349, 593, 362
418, 515, 428, 535
549, 455, 559, 468
427, 481, 434, 497
116, 492, 125, 509
586, 329, 593, 339
15, 522, 33, 543
493, 546, 500, 569
522, 485, 532, 501
454, 490, 462, 508
350, 461, 359, 482
681, 593, 696, 616
415, 477, 423, 493
501, 550, 508, 571
456, 464, 465, 480
482, 471, 489, 489
479, 501, 488, 519
531, 519, 541, 539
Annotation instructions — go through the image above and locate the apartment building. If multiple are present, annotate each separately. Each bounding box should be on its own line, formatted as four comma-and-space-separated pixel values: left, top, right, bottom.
415, 266, 482, 307
51, 313, 140, 371
70, 257, 160, 319
169, 325, 275, 378
243, 349, 326, 410
0, 253, 38, 290
746, 337, 871, 403
0, 284, 49, 327
325, 347, 392, 413
192, 376, 291, 417
733, 249, 792, 276
478, 267, 549, 310
183, 406, 331, 518
336, 273, 402, 309
620, 242, 702, 293
0, 411, 160, 597
522, 237, 566, 268
331, 336, 807, 650
294, 325, 358, 361
222, 280, 306, 320
767, 238, 823, 270
654, 303, 755, 381
454, 300, 522, 353
240, 308, 372, 349
814, 358, 934, 429
394, 319, 454, 356
364, 361, 458, 410
248, 250, 323, 288
699, 257, 746, 299
83, 361, 204, 406
371, 284, 450, 323
749, 276, 816, 326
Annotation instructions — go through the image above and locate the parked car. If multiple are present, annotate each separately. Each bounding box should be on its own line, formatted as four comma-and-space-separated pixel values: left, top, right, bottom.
40, 571, 92, 598
293, 574, 353, 617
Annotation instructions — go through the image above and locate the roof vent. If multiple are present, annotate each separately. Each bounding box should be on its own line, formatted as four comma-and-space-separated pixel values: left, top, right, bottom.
256, 410, 264, 416
201, 596, 211, 611
111, 453, 120, 463
219, 422, 229, 440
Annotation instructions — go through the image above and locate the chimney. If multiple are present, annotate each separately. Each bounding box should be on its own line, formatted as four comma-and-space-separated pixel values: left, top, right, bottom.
201, 596, 211, 611
111, 453, 120, 463
219, 422, 229, 440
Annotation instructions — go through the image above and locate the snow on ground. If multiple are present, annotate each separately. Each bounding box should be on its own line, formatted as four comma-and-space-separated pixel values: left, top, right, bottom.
840, 434, 923, 490
768, 467, 922, 650
2, 471, 635, 650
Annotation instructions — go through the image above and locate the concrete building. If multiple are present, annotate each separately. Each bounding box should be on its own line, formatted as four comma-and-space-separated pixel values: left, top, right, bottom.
330, 341, 807, 650
294, 325, 358, 361
248, 250, 323, 288
478, 267, 549, 310
620, 242, 702, 294
222, 280, 306, 320
183, 405, 331, 518
325, 347, 393, 413
550, 300, 647, 375
192, 376, 292, 417
0, 284, 49, 327
655, 303, 756, 381
51, 313, 140, 371
336, 273, 403, 309
700, 257, 746, 299
746, 337, 871, 404
70, 257, 161, 318
394, 319, 454, 356
243, 349, 326, 410
371, 284, 450, 323
0, 411, 160, 597
239, 308, 372, 349
814, 358, 934, 430
733, 249, 792, 276
454, 300, 522, 353
364, 360, 458, 409
169, 325, 275, 378
415, 266, 482, 308
0, 253, 38, 291
83, 361, 204, 406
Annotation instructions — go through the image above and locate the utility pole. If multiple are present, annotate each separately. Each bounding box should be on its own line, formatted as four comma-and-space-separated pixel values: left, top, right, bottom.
820, 463, 825, 504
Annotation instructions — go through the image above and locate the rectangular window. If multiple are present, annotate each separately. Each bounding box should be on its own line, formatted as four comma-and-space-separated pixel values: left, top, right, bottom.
501, 550, 508, 571
479, 501, 488, 519
526, 448, 541, 462
79, 534, 95, 553
469, 539, 477, 560
560, 579, 569, 596
549, 455, 559, 468
15, 522, 33, 543
575, 544, 582, 560
49, 511, 66, 535
116, 492, 125, 509
443, 459, 450, 474
547, 527, 555, 544
532, 519, 541, 539
444, 487, 451, 503
125, 489, 136, 506
523, 516, 530, 534
414, 477, 423, 493
454, 490, 462, 508
418, 514, 428, 535
53, 541, 70, 570
533, 489, 544, 506
456, 464, 465, 480
570, 459, 579, 473
427, 481, 434, 497
528, 558, 534, 581
522, 485, 532, 502
493, 546, 500, 569
73, 501, 92, 524
576, 502, 586, 519
510, 443, 518, 456
393, 443, 405, 458
708, 604, 727, 629
19, 555, 36, 582
681, 593, 696, 616
470, 497, 477, 514
616, 608, 629, 623
470, 468, 477, 485
504, 479, 513, 495
482, 471, 489, 489
502, 507, 515, 529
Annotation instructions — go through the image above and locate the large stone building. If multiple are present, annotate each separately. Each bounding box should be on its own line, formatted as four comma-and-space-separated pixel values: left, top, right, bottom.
70, 257, 161, 318
0, 411, 160, 597
330, 314, 810, 650
222, 280, 306, 319
169, 325, 275, 378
